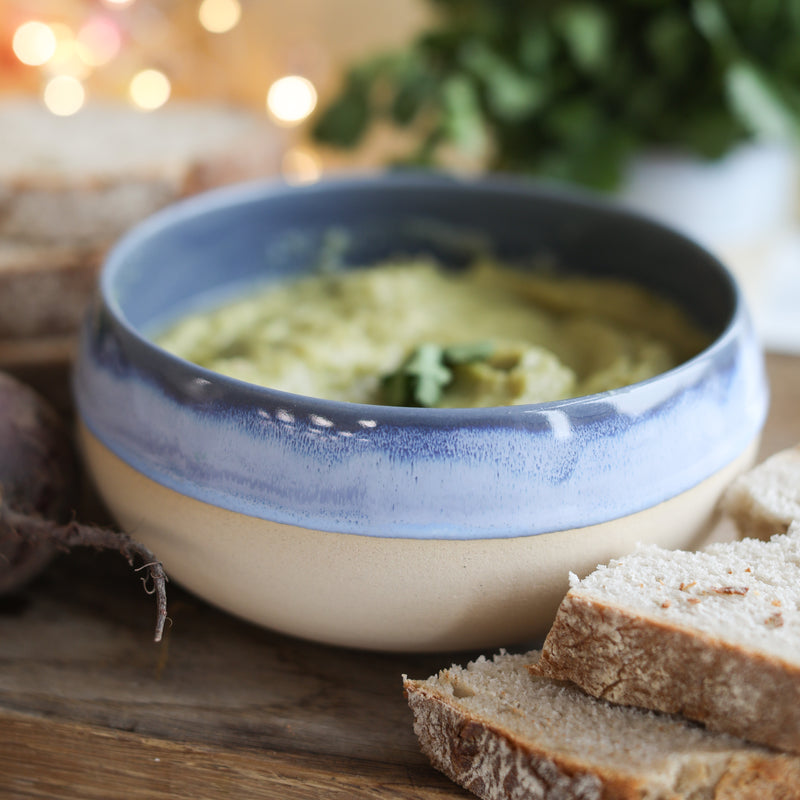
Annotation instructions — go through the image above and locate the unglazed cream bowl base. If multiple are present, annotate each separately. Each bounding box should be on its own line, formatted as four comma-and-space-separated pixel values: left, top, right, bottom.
80, 423, 759, 652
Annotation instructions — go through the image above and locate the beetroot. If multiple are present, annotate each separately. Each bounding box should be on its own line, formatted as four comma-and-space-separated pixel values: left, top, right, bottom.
0, 371, 167, 640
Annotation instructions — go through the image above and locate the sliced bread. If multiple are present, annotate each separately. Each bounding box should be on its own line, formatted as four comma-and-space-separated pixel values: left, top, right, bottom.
720, 444, 800, 540
0, 97, 284, 247
404, 649, 800, 800
0, 240, 104, 340
532, 523, 800, 754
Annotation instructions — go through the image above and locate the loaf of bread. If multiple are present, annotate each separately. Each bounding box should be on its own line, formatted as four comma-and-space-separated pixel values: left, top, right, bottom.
0, 97, 284, 247
405, 649, 800, 800
532, 522, 800, 755
720, 443, 800, 540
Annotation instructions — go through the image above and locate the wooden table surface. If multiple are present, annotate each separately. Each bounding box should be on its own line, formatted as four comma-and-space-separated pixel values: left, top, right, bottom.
1, 353, 798, 800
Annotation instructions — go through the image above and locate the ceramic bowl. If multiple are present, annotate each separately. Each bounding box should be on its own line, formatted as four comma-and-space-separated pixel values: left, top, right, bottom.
73, 173, 768, 651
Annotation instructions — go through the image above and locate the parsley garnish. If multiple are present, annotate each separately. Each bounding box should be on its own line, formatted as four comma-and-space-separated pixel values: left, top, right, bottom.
380, 341, 494, 407
313, 1, 800, 190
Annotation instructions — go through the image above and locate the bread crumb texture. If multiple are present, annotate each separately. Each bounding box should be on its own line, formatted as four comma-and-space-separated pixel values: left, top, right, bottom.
537, 525, 800, 754
570, 524, 800, 663
0, 99, 272, 181
721, 445, 800, 540
404, 650, 800, 800
0, 98, 282, 246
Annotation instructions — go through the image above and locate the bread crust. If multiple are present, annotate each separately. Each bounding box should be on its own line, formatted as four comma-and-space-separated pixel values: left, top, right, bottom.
0, 130, 282, 246
533, 593, 800, 754
0, 243, 104, 339
405, 675, 800, 800
405, 679, 608, 800
720, 446, 800, 540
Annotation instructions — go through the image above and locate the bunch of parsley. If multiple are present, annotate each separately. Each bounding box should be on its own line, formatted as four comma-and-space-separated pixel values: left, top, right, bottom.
313, 0, 800, 189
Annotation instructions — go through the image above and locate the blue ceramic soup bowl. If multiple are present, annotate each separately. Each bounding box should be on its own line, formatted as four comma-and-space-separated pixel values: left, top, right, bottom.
74, 173, 767, 651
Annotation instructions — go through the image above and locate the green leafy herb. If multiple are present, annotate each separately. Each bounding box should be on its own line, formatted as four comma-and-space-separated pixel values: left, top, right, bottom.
555, 3, 613, 74
726, 61, 800, 141
312, 0, 800, 189
380, 340, 494, 407
311, 67, 371, 148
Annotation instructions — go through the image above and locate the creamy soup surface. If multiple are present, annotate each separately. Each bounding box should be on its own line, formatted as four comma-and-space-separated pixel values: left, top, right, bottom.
156, 259, 709, 408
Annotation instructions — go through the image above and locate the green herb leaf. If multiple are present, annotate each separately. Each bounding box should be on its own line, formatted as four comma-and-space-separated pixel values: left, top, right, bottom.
726, 61, 799, 140
441, 75, 489, 155
690, 0, 733, 50
404, 344, 452, 407
543, 98, 603, 145
646, 11, 695, 76
518, 22, 555, 71
312, 1, 800, 187
460, 39, 547, 121
379, 341, 494, 407
555, 3, 613, 73
679, 110, 743, 158
389, 54, 438, 126
311, 72, 372, 147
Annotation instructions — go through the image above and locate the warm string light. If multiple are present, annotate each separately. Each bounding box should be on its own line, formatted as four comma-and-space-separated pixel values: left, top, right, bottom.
43, 74, 85, 115
76, 17, 123, 67
129, 68, 171, 109
267, 75, 318, 125
198, 0, 242, 34
282, 146, 322, 185
12, 21, 57, 66
48, 22, 91, 79
6, 0, 326, 180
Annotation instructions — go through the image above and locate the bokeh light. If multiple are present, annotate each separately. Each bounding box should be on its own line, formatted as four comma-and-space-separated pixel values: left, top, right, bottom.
43, 75, 86, 116
76, 17, 123, 67
12, 21, 57, 66
198, 0, 242, 34
282, 146, 323, 185
47, 23, 92, 79
266, 75, 318, 125
129, 68, 171, 110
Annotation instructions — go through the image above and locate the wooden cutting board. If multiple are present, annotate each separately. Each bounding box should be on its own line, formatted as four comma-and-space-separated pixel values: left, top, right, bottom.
0, 353, 798, 800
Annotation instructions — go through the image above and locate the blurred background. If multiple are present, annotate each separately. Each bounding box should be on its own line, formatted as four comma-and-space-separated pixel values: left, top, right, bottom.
1, 0, 799, 370
0, 0, 430, 173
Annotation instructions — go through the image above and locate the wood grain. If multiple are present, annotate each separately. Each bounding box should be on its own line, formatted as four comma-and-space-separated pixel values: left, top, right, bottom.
0, 710, 464, 800
0, 353, 797, 799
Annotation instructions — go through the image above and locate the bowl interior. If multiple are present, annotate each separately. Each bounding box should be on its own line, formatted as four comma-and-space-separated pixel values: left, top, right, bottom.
104, 174, 737, 342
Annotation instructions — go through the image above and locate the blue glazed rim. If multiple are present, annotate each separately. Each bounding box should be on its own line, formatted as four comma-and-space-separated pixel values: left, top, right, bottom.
74, 172, 769, 539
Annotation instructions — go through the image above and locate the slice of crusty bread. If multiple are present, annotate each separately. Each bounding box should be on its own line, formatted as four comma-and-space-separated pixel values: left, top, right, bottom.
404, 649, 800, 800
0, 240, 104, 340
720, 444, 800, 540
532, 523, 800, 755
0, 97, 284, 247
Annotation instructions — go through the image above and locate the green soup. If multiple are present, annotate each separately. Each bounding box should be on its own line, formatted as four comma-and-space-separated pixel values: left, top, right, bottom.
156, 259, 708, 407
